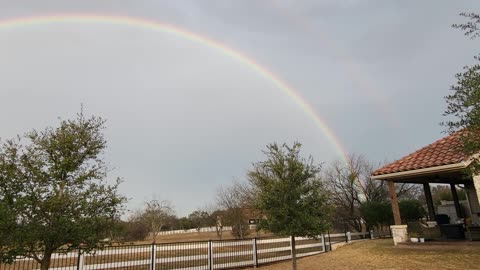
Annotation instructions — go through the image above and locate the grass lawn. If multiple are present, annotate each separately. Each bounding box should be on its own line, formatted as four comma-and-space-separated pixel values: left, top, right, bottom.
134, 230, 273, 244
254, 239, 480, 270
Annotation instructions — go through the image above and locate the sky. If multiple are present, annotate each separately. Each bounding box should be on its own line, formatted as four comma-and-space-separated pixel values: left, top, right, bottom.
0, 1, 479, 217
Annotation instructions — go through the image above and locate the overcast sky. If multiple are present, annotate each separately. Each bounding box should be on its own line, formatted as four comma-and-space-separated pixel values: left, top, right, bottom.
1, 1, 479, 217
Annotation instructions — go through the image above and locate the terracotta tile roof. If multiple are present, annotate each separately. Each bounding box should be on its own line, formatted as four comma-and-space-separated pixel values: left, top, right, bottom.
372, 131, 469, 176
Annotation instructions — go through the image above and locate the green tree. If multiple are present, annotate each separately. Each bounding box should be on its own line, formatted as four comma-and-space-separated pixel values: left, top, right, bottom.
0, 112, 126, 270
177, 217, 194, 230
359, 201, 392, 231
248, 142, 333, 270
445, 12, 480, 172
360, 200, 426, 230
117, 220, 149, 242
188, 210, 214, 232
399, 200, 426, 223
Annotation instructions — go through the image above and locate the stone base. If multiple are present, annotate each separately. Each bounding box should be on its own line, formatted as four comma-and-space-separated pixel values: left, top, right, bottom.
390, 225, 408, 246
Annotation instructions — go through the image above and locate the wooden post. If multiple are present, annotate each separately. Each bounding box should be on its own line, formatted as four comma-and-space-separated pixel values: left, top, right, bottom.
328, 231, 332, 251
423, 183, 436, 221
252, 238, 258, 267
151, 244, 156, 270
450, 183, 463, 219
208, 240, 213, 270
388, 181, 402, 225
77, 249, 84, 270
321, 234, 326, 252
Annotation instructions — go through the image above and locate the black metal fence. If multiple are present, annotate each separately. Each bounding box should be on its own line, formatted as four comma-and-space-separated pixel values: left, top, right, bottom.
1, 248, 79, 270
1, 231, 390, 270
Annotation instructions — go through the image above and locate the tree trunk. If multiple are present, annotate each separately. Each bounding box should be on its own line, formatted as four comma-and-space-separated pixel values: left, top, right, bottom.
291, 235, 297, 270
40, 251, 53, 270
151, 222, 156, 244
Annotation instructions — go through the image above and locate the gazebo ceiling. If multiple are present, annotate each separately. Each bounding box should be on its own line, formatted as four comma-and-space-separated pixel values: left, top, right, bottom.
375, 170, 469, 184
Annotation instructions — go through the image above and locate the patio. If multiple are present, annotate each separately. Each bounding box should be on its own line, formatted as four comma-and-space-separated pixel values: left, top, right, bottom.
371, 131, 480, 244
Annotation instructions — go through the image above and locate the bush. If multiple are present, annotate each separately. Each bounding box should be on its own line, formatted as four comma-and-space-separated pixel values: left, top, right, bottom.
120, 221, 149, 242
399, 200, 426, 223
359, 199, 426, 229
359, 201, 393, 229
231, 223, 250, 239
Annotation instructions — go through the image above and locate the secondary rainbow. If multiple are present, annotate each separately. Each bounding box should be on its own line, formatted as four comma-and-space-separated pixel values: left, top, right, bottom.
267, 2, 397, 126
0, 14, 349, 160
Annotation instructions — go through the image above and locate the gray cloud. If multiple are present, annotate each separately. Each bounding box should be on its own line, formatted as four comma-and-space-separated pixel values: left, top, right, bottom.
0, 0, 479, 216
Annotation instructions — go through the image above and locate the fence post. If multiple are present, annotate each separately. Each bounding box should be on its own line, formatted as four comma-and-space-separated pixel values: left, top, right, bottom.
252, 238, 258, 267
151, 243, 156, 270
208, 240, 213, 270
347, 232, 351, 243
344, 231, 348, 243
321, 234, 326, 253
370, 230, 374, 240
77, 249, 84, 270
289, 236, 293, 257
328, 231, 332, 251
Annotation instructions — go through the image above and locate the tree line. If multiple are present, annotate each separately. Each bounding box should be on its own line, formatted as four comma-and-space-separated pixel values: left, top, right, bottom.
0, 112, 459, 270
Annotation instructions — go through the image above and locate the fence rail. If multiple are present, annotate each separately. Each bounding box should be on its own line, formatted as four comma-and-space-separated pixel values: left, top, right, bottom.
1, 230, 390, 270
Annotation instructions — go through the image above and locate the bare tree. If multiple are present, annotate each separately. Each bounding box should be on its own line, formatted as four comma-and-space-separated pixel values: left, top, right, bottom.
216, 181, 251, 239
201, 204, 226, 239
215, 214, 224, 240
135, 199, 174, 243
324, 154, 422, 232
323, 155, 370, 232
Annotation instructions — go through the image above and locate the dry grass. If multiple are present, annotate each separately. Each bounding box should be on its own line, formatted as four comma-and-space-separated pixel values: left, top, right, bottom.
254, 239, 480, 270
134, 231, 273, 244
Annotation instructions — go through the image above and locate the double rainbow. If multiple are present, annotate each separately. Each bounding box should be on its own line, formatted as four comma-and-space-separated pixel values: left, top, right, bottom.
0, 14, 349, 161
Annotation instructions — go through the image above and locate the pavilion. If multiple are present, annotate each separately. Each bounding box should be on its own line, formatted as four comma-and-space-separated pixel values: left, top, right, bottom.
371, 131, 480, 244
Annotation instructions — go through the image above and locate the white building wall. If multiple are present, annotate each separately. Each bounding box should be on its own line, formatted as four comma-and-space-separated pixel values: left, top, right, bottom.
466, 175, 480, 224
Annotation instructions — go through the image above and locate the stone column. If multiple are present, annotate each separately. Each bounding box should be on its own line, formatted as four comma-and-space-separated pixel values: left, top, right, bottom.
473, 175, 480, 208
390, 225, 408, 246
466, 175, 480, 224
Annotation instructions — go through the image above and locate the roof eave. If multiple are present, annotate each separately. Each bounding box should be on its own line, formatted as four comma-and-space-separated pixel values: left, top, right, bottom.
371, 160, 471, 180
